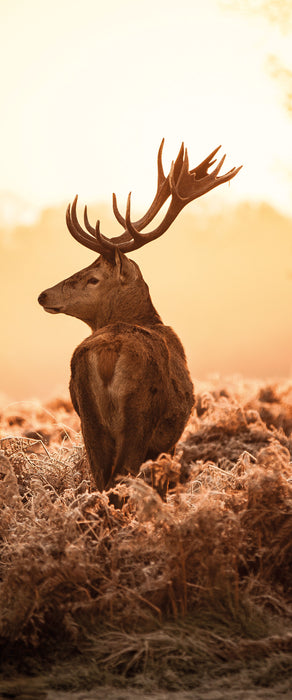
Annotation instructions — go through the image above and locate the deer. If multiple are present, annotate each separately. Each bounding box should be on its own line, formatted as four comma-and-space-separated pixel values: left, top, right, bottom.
38, 140, 241, 492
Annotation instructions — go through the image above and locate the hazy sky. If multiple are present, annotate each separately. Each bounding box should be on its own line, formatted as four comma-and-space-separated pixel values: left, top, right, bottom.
1, 1, 292, 397
0, 0, 291, 224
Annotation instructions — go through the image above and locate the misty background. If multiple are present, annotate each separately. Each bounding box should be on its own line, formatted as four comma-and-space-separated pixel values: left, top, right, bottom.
1, 198, 291, 399
0, 0, 292, 400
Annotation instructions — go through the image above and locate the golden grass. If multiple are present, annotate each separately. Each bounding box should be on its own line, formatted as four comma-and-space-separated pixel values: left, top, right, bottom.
0, 379, 292, 692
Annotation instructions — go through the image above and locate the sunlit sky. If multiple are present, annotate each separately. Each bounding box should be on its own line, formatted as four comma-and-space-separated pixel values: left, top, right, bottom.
1, 0, 292, 398
0, 0, 292, 224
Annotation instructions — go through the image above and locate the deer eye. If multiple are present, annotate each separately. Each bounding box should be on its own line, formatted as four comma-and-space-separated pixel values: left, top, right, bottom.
87, 277, 99, 285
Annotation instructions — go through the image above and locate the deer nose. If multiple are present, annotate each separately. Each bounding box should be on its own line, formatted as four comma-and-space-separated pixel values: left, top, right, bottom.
38, 291, 47, 305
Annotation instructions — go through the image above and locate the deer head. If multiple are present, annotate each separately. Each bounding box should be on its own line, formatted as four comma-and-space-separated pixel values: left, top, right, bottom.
38, 250, 157, 330
38, 140, 241, 330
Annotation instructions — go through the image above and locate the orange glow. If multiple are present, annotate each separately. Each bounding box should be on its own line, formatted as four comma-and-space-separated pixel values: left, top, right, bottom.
1, 201, 292, 399
0, 0, 292, 398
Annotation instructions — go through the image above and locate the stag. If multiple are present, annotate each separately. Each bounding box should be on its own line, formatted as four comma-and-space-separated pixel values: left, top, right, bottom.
38, 140, 241, 491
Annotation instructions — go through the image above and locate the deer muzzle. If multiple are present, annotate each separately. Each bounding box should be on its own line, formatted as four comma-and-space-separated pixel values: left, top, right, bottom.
38, 291, 62, 314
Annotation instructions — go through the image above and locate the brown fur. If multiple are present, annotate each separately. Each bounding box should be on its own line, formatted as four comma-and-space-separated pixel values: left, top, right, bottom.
97, 347, 119, 386
39, 252, 195, 490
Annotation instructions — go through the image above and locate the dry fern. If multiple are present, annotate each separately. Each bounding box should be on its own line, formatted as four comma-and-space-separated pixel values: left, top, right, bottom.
0, 380, 291, 691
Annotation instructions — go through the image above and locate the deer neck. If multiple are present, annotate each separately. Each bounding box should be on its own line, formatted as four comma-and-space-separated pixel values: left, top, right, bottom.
90, 281, 162, 332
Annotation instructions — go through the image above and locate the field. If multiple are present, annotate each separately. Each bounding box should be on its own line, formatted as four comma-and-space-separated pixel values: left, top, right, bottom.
0, 377, 292, 699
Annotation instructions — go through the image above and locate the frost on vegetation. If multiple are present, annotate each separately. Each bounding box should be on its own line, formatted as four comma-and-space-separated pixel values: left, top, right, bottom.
0, 380, 291, 680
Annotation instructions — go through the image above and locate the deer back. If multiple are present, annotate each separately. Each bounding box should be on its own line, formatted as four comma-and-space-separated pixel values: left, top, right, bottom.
69, 319, 194, 488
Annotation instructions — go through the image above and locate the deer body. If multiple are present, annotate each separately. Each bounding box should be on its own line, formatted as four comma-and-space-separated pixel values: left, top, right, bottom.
70, 316, 194, 491
38, 140, 241, 491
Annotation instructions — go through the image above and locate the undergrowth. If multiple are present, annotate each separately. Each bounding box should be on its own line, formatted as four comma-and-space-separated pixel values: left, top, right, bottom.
0, 379, 291, 692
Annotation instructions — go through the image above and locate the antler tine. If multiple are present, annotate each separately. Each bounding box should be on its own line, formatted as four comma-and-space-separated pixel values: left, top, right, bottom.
212, 153, 226, 177
112, 139, 185, 233
71, 196, 102, 250
206, 153, 243, 187
124, 192, 147, 244
66, 196, 114, 256
66, 197, 100, 253
84, 205, 96, 235
112, 192, 128, 228
176, 148, 189, 190
94, 219, 117, 251
189, 145, 222, 179
157, 137, 166, 186
112, 138, 168, 231
120, 147, 187, 249
83, 202, 125, 249
66, 203, 80, 243
116, 161, 182, 253
211, 164, 243, 186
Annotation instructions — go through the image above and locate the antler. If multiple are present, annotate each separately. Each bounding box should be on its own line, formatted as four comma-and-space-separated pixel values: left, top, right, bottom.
66, 140, 242, 257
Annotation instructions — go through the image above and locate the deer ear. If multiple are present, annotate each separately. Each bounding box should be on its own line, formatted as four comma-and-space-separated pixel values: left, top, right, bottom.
114, 248, 123, 268
114, 248, 124, 277
114, 249, 133, 282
